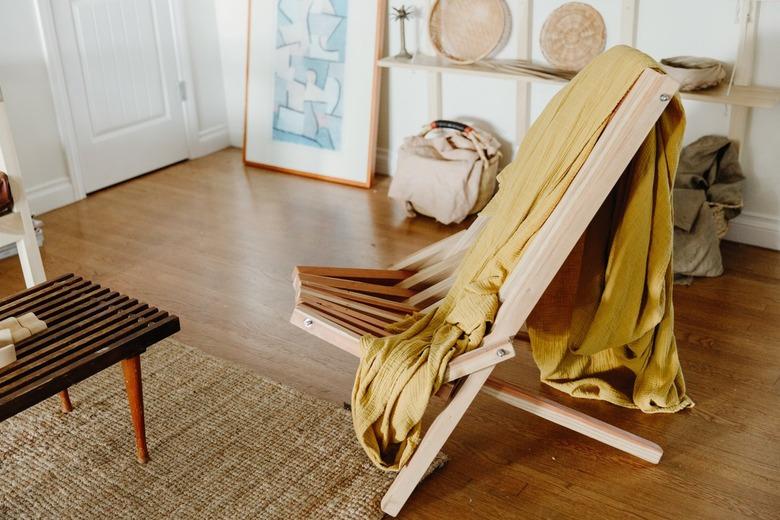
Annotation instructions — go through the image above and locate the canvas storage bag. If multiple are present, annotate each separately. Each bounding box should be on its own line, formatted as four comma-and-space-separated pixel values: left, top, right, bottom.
389, 121, 502, 225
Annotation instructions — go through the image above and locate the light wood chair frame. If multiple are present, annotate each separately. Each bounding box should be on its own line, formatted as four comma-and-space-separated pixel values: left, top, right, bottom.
0, 88, 46, 288
290, 69, 680, 517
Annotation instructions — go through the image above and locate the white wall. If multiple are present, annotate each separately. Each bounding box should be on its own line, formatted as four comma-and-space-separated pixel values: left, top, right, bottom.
0, 0, 229, 214
214, 0, 249, 148
181, 0, 230, 153
0, 0, 74, 213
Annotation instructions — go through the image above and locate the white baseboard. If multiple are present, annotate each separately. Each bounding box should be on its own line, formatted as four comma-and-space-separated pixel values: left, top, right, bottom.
191, 124, 230, 159
725, 212, 780, 251
26, 177, 76, 215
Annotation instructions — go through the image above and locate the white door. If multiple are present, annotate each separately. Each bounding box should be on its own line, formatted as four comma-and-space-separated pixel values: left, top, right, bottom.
51, 0, 189, 193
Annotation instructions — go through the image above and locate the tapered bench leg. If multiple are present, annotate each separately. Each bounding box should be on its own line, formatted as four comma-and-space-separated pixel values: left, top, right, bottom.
121, 355, 149, 464
58, 389, 73, 413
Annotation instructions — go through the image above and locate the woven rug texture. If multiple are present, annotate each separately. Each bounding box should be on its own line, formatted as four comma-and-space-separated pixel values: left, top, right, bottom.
0, 339, 445, 519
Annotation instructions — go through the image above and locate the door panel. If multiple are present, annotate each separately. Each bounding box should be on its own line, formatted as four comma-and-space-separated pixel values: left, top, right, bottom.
52, 0, 189, 193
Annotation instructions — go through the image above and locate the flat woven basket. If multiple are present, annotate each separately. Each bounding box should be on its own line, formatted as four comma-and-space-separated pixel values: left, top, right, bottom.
540, 2, 606, 72
428, 0, 511, 64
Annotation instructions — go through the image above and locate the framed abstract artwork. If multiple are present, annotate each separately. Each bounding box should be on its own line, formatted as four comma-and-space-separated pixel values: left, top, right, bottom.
244, 0, 385, 187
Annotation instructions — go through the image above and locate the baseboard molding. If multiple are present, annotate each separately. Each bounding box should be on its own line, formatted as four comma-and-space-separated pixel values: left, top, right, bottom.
26, 177, 76, 215
375, 147, 392, 176
191, 124, 230, 159
725, 212, 780, 251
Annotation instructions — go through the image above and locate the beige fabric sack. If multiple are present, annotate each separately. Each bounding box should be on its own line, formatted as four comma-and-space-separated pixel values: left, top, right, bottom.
389, 121, 502, 225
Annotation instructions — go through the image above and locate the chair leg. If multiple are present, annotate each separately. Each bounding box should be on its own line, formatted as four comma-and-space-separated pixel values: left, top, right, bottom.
58, 389, 73, 413
381, 366, 495, 517
121, 355, 149, 464
16, 225, 46, 288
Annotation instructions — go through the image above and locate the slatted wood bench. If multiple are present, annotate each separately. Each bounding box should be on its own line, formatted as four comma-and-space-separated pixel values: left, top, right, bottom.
0, 273, 180, 463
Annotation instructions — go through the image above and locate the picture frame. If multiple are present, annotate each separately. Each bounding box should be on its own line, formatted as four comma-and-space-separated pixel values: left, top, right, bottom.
243, 0, 386, 188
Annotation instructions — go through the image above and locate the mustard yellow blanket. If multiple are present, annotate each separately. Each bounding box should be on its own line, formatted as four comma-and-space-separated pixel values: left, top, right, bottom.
353, 46, 694, 471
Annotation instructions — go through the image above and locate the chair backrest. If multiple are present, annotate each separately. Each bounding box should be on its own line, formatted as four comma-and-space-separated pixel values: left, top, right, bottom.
485, 69, 679, 344
393, 69, 679, 334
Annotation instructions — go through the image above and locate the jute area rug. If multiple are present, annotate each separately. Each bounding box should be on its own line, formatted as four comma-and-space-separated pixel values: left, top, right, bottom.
0, 340, 445, 519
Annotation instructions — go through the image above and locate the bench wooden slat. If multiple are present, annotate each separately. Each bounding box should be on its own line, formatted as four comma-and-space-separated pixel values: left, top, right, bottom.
0, 273, 77, 310
0, 303, 154, 389
6, 297, 139, 368
32, 293, 127, 333
0, 314, 180, 422
6, 295, 131, 363
0, 308, 166, 398
0, 279, 95, 320
35, 287, 115, 323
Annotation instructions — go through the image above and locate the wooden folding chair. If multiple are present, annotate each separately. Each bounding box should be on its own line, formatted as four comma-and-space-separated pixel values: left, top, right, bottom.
290, 69, 680, 517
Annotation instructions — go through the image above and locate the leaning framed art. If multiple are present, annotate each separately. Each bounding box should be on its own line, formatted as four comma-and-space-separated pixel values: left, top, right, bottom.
243, 0, 385, 187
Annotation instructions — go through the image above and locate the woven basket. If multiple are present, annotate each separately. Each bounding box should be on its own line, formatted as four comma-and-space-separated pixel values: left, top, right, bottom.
540, 2, 606, 72
428, 0, 511, 64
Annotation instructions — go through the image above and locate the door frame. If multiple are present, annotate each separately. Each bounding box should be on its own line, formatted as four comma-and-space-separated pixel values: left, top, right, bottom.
34, 0, 219, 200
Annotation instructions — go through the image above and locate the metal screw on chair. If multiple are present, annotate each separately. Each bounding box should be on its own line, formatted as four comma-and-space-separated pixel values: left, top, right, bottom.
303, 318, 314, 328
660, 94, 670, 102
496, 348, 507, 358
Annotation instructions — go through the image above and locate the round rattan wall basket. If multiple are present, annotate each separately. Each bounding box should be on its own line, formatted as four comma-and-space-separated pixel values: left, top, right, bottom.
540, 2, 606, 72
428, 0, 511, 64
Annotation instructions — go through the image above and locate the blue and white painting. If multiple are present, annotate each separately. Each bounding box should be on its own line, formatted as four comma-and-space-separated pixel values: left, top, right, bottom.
273, 0, 348, 150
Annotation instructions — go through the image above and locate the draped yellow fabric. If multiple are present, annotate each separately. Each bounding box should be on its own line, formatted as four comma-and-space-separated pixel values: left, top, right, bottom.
352, 46, 694, 471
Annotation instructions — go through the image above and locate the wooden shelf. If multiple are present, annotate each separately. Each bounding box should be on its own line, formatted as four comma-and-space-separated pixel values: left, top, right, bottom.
378, 55, 780, 109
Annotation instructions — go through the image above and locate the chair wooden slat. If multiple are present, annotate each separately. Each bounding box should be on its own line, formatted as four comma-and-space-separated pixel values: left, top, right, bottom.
302, 283, 420, 314
296, 266, 416, 281
396, 253, 463, 290
299, 286, 405, 322
300, 294, 395, 329
298, 273, 417, 299
298, 303, 370, 337
303, 298, 389, 337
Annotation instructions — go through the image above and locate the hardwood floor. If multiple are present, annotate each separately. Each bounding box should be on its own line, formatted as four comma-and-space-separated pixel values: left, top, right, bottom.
2, 148, 778, 519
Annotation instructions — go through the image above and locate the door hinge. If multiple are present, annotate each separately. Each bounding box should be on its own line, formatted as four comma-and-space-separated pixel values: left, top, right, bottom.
178, 80, 187, 101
